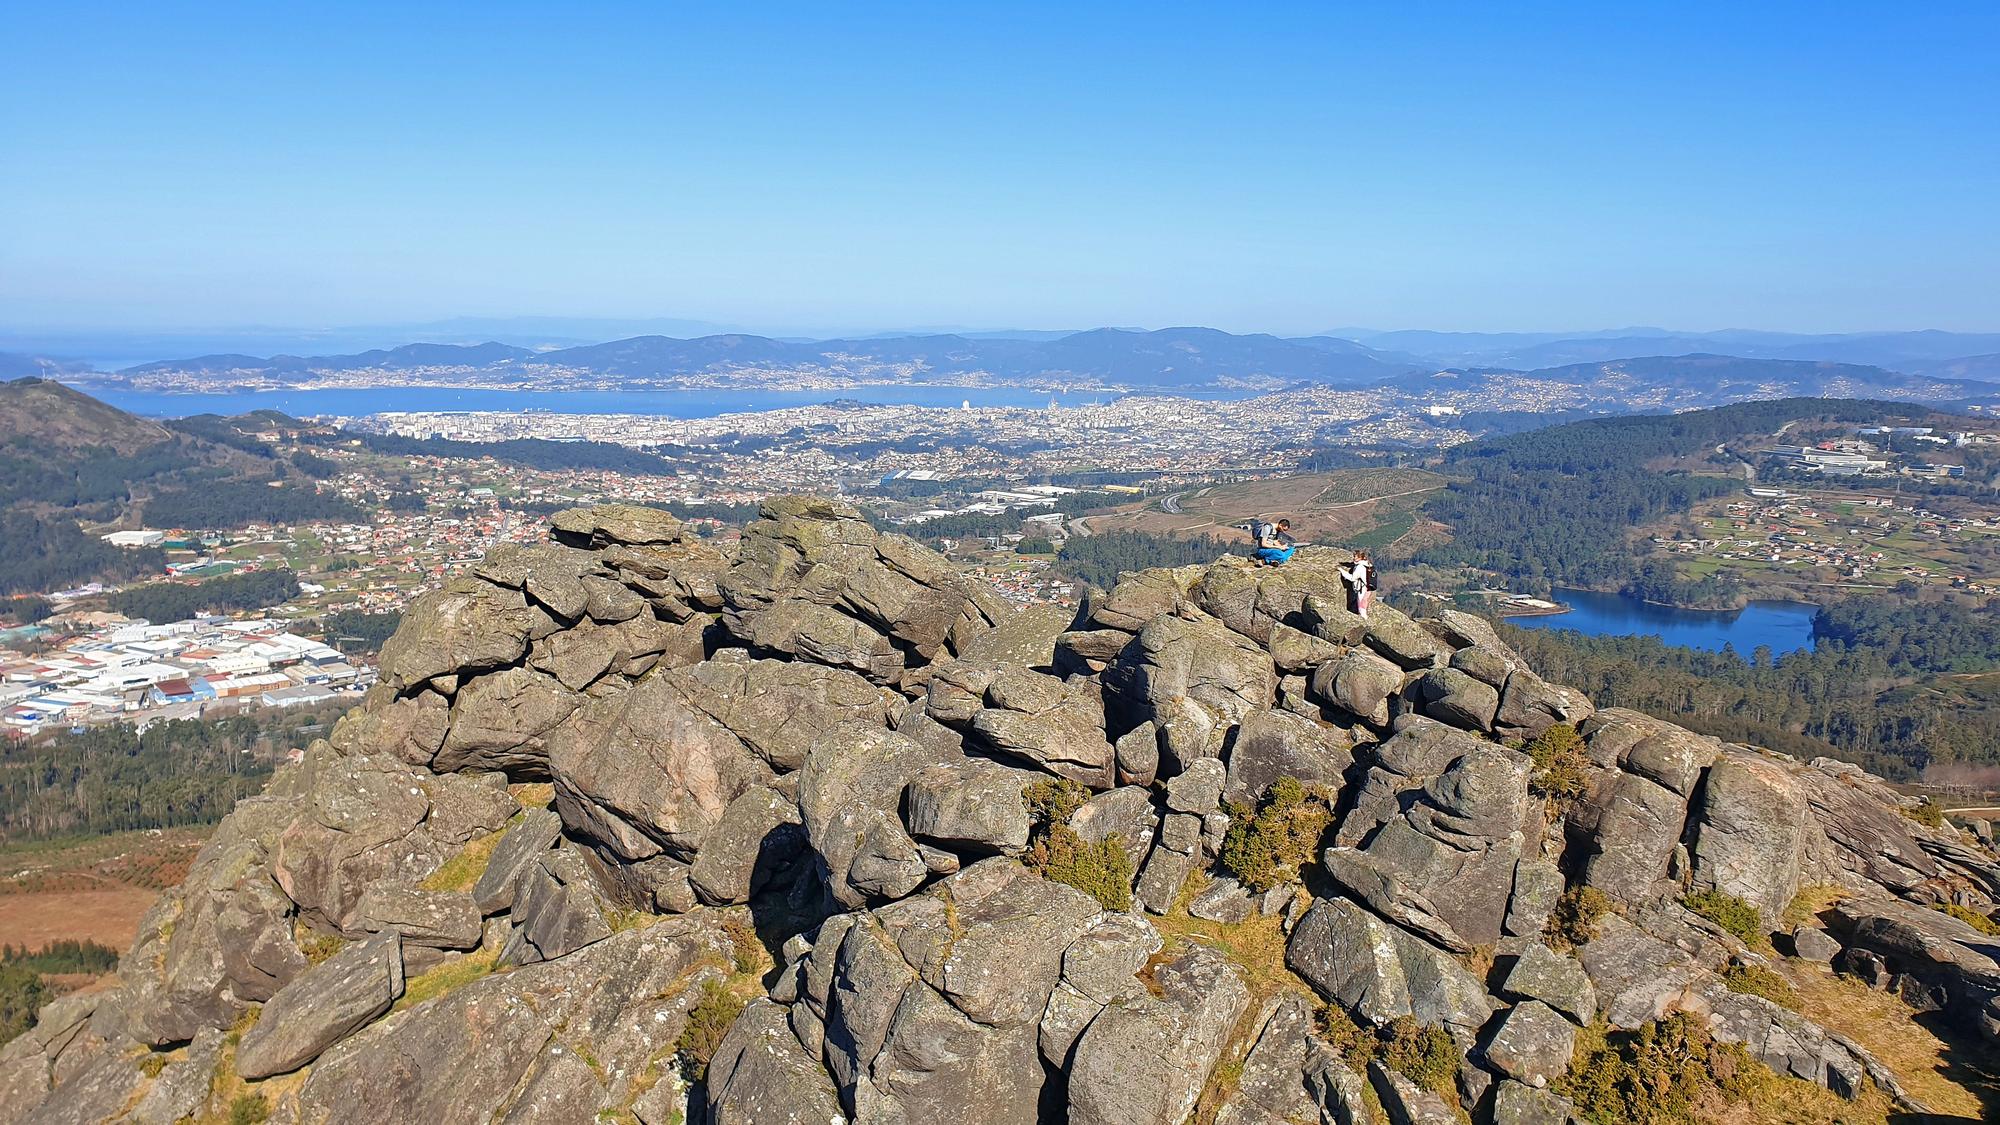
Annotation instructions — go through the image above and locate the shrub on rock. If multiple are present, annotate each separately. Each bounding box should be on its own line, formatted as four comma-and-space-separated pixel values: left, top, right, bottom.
1523, 723, 1589, 808
1544, 886, 1611, 952
1024, 778, 1135, 910
1218, 775, 1334, 892
1683, 888, 1764, 946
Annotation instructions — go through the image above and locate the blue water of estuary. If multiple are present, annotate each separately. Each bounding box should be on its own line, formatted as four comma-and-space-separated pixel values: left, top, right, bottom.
1509, 587, 1819, 657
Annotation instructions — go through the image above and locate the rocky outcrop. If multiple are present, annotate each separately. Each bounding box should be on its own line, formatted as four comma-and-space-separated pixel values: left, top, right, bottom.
11, 501, 1998, 1125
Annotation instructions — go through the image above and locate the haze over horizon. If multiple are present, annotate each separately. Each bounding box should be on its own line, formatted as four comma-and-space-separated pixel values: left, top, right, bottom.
5, 3, 1996, 337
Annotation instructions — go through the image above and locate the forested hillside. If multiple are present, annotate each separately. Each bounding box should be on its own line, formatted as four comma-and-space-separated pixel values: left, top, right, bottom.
1501, 592, 2000, 778
1418, 398, 1904, 594
0, 707, 338, 841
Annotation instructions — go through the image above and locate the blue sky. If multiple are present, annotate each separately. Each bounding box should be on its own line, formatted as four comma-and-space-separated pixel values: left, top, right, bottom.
3, 2, 1995, 336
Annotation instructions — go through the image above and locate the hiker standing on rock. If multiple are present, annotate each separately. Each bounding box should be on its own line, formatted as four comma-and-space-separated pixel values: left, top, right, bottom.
1340, 549, 1375, 618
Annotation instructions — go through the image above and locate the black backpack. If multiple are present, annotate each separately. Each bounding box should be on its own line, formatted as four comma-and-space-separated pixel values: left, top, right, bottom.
1365, 562, 1379, 591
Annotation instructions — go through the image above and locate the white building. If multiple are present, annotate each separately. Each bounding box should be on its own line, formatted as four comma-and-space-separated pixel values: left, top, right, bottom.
102, 530, 166, 548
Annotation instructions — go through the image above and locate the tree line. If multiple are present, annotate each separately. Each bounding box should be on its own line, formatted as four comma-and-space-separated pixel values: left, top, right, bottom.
1416, 398, 1902, 597
0, 513, 164, 597
1498, 591, 2000, 778
0, 707, 339, 841
1054, 531, 1229, 590
108, 569, 302, 622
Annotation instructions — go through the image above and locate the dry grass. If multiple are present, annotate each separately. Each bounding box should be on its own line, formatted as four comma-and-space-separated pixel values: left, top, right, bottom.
1781, 884, 1852, 930
418, 821, 510, 893
1151, 891, 1319, 1125
1081, 468, 1444, 547
194, 1006, 311, 1125
392, 945, 500, 1013
510, 782, 556, 810
1781, 959, 1999, 1121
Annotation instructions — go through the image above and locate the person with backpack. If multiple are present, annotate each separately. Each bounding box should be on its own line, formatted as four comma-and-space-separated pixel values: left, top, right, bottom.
1250, 517, 1296, 566
1340, 549, 1376, 617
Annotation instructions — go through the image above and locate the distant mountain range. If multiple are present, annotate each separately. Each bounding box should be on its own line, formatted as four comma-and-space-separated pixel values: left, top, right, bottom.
1338, 327, 2000, 371
21, 324, 2000, 404
105, 327, 1424, 390
1384, 354, 1997, 404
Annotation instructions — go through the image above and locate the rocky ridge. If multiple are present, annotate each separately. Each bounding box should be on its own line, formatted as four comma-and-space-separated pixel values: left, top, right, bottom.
4, 498, 1998, 1125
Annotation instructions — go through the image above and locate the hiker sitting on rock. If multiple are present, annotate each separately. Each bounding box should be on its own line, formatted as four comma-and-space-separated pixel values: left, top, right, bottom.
1250, 518, 1296, 566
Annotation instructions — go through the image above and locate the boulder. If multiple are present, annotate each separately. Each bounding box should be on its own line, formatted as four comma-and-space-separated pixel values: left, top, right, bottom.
1212, 993, 1329, 1125
1268, 622, 1342, 673
299, 917, 729, 1123
348, 884, 482, 949
1494, 668, 1594, 738
1067, 945, 1251, 1125
374, 576, 552, 693
1576, 915, 1706, 1028
1367, 1060, 1457, 1125
688, 784, 807, 904
1504, 860, 1565, 938
1492, 1080, 1576, 1125
1105, 612, 1277, 771
1414, 666, 1500, 731
1691, 750, 1809, 922
472, 808, 563, 915
1361, 605, 1452, 670
1166, 757, 1227, 814
1791, 926, 1841, 963
1285, 898, 1494, 1034
1223, 709, 1353, 806
550, 503, 689, 548
327, 686, 452, 766
796, 724, 949, 908
546, 674, 776, 861
1114, 722, 1161, 787
1480, 1000, 1575, 1087
125, 1026, 225, 1125
236, 934, 404, 1079
903, 758, 1039, 856
433, 665, 581, 775
1068, 785, 1159, 867
668, 654, 894, 772
1576, 768, 1689, 903
505, 848, 612, 964
1499, 943, 1596, 1024
968, 675, 1117, 787
1311, 647, 1407, 727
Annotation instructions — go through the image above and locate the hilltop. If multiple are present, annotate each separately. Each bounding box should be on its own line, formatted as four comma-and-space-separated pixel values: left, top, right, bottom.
0, 377, 171, 453
3, 499, 1995, 1124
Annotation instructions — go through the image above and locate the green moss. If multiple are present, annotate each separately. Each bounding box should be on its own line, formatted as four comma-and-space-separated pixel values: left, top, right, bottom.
419, 820, 512, 893
1683, 888, 1764, 946
1544, 885, 1612, 952
1557, 1014, 1770, 1124
394, 947, 499, 1012
1378, 1017, 1458, 1095
720, 915, 766, 975
675, 979, 745, 1079
1217, 776, 1334, 893
226, 1093, 271, 1125
1721, 962, 1798, 1008
1937, 902, 2000, 936
1780, 884, 1848, 930
295, 928, 345, 967
1902, 798, 1947, 830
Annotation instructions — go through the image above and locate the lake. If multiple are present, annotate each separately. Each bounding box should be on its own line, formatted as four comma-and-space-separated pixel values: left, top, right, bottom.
80, 384, 1244, 420
1509, 587, 1819, 657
